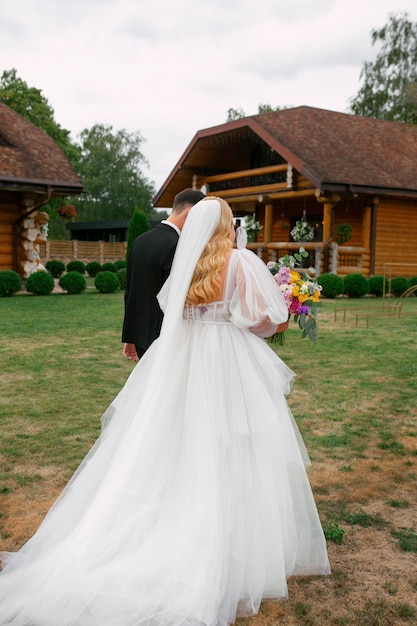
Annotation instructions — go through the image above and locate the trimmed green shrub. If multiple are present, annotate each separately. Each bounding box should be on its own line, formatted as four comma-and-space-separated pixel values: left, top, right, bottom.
317, 273, 344, 298
86, 261, 102, 278
390, 277, 410, 297
26, 271, 54, 296
59, 271, 87, 294
95, 271, 120, 294
113, 259, 127, 272
409, 276, 417, 295
368, 275, 389, 297
0, 270, 22, 297
45, 260, 65, 278
100, 262, 116, 273
66, 260, 86, 274
344, 273, 369, 298
116, 267, 127, 289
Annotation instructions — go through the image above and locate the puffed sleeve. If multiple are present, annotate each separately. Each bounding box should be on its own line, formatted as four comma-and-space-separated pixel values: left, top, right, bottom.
228, 230, 288, 337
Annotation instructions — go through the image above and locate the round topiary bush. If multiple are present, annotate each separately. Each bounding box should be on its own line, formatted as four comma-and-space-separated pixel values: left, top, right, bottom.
45, 260, 65, 278
343, 273, 369, 298
116, 267, 127, 289
66, 260, 86, 274
26, 271, 54, 296
317, 273, 344, 298
59, 271, 87, 294
86, 261, 102, 278
100, 262, 116, 273
390, 277, 410, 297
368, 275, 389, 297
95, 271, 120, 293
113, 259, 127, 272
409, 276, 417, 295
0, 270, 22, 297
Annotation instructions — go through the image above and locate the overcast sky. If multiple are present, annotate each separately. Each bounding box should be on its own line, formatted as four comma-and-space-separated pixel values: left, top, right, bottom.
1, 0, 416, 196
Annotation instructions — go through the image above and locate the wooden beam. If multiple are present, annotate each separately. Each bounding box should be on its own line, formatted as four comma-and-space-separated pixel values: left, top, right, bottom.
268, 188, 317, 200
203, 163, 288, 184
212, 182, 287, 198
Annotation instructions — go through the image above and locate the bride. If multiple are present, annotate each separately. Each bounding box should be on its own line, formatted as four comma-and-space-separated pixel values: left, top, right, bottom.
0, 197, 330, 626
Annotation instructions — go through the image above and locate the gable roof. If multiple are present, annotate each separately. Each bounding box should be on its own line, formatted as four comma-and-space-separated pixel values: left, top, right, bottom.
154, 106, 417, 206
0, 102, 82, 195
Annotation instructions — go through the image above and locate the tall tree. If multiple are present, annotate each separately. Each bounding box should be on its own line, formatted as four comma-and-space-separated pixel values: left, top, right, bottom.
0, 68, 80, 163
349, 12, 417, 123
75, 124, 155, 221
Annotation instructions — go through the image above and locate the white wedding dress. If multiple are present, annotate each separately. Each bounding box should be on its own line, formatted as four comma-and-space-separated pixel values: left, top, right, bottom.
0, 201, 330, 626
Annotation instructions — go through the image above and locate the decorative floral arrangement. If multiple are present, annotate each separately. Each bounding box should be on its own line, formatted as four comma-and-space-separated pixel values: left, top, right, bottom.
245, 217, 263, 241
290, 212, 314, 242
267, 247, 321, 344
57, 204, 77, 219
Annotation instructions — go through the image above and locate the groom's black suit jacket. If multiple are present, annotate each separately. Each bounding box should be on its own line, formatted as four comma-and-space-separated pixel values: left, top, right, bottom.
122, 223, 179, 355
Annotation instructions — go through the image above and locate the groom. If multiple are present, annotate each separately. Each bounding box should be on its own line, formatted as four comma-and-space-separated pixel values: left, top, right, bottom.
122, 188, 206, 361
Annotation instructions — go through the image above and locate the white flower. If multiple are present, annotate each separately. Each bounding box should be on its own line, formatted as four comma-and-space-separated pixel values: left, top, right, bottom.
290, 219, 314, 242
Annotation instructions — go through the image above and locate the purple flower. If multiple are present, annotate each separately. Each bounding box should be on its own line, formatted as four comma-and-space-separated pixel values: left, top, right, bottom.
276, 266, 290, 285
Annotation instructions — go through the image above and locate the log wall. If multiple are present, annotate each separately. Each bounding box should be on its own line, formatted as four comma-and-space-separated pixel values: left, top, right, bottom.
374, 198, 417, 278
0, 197, 19, 272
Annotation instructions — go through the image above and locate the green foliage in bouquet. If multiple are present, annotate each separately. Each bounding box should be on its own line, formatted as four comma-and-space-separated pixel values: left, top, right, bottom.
268, 247, 321, 344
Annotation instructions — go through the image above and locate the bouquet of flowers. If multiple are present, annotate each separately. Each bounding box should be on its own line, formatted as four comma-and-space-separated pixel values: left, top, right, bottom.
267, 248, 321, 344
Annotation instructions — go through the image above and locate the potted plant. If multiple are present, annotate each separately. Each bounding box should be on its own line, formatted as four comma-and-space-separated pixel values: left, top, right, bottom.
335, 222, 353, 245
245, 217, 263, 242
290, 212, 314, 242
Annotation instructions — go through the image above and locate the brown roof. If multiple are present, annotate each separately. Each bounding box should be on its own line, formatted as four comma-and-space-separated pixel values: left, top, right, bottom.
154, 106, 417, 206
0, 102, 82, 195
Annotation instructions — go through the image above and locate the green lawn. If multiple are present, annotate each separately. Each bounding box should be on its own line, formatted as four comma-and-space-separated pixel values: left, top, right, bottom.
1, 291, 417, 625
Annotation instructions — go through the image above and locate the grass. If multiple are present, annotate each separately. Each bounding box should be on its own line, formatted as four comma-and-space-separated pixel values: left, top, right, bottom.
1, 292, 417, 625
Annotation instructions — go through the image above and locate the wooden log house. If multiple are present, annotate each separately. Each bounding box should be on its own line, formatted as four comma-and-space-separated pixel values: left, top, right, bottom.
0, 103, 82, 278
154, 106, 417, 278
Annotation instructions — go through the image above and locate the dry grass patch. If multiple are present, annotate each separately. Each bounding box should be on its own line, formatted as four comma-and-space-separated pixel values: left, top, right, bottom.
1, 294, 417, 624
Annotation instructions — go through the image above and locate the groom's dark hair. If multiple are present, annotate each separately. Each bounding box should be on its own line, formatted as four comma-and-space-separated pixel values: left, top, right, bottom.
173, 188, 205, 213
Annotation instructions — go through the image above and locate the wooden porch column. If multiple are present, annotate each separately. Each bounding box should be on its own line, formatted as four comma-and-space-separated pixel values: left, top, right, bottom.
322, 202, 333, 245
362, 205, 372, 249
264, 203, 273, 244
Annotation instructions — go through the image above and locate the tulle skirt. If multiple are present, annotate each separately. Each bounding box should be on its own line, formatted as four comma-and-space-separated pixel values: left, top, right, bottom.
0, 318, 329, 626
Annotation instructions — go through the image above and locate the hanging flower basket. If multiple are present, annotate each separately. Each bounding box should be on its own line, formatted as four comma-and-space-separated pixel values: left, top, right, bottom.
290, 212, 314, 242
57, 204, 77, 220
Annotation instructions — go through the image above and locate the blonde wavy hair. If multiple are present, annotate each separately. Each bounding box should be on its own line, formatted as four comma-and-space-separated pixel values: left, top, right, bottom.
186, 197, 233, 305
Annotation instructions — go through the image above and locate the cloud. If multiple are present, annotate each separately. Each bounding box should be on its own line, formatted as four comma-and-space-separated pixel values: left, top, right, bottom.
1, 0, 416, 191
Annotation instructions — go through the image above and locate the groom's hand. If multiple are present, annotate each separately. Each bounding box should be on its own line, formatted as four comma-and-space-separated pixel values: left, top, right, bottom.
123, 343, 139, 361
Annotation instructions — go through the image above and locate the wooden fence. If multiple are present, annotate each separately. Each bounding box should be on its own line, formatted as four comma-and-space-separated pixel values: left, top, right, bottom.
39, 240, 127, 266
